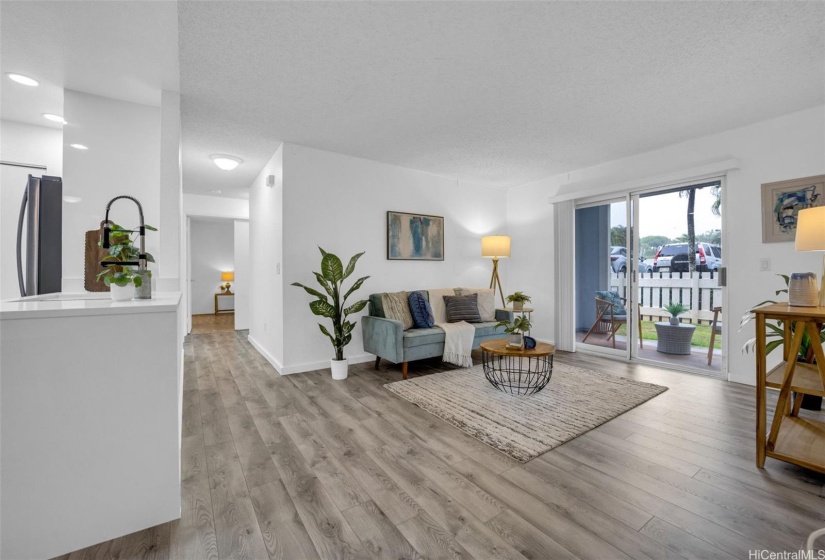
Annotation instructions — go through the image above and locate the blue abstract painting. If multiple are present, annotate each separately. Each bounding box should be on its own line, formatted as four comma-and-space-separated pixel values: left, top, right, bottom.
387, 211, 444, 260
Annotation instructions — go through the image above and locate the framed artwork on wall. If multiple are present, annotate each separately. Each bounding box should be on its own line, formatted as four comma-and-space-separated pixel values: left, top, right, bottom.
387, 211, 444, 260
761, 174, 825, 243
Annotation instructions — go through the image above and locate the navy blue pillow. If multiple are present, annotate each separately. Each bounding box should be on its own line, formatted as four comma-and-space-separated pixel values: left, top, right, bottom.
408, 291, 435, 328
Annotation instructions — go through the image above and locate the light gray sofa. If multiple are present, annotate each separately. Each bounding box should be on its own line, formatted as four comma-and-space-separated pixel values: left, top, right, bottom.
361, 291, 513, 379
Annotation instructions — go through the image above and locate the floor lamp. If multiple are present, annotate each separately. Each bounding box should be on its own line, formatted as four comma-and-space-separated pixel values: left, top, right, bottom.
482, 235, 510, 307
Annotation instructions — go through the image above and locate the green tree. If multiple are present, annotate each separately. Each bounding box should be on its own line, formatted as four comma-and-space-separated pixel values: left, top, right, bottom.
640, 235, 670, 257
610, 225, 626, 247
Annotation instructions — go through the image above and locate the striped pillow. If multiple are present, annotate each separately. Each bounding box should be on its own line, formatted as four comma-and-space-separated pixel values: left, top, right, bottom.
443, 293, 481, 323
382, 291, 414, 330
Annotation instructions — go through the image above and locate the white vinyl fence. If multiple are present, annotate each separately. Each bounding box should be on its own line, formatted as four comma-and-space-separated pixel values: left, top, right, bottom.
609, 270, 722, 325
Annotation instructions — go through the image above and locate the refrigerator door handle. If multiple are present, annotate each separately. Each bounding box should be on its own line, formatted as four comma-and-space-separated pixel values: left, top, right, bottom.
16, 187, 28, 297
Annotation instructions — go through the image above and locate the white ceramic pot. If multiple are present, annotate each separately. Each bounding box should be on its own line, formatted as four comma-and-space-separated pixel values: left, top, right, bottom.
110, 283, 133, 302
330, 358, 348, 380
669, 316, 680, 326
507, 333, 524, 348
513, 301, 524, 311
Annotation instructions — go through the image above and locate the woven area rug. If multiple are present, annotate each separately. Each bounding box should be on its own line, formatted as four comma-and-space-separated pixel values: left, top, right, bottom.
384, 363, 667, 462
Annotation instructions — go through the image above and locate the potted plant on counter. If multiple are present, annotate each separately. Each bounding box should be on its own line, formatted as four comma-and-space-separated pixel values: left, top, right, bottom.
292, 248, 370, 380
506, 291, 532, 311
97, 223, 156, 301
664, 302, 687, 325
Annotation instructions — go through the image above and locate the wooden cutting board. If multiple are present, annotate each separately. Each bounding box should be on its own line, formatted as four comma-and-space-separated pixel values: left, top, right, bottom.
84, 224, 109, 292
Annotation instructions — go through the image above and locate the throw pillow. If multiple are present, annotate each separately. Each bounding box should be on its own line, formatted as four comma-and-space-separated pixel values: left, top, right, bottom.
595, 290, 627, 315
408, 291, 435, 328
457, 287, 496, 321
443, 293, 482, 323
427, 288, 455, 324
382, 291, 414, 330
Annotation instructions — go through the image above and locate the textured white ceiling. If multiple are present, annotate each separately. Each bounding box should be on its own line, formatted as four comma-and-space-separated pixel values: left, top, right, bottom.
179, 1, 825, 197
0, 1, 178, 128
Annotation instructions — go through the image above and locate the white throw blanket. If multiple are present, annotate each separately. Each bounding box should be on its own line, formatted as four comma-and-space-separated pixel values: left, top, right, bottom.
428, 289, 474, 368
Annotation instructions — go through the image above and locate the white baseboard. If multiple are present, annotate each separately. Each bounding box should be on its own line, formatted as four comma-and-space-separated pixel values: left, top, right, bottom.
247, 335, 284, 374
279, 353, 375, 375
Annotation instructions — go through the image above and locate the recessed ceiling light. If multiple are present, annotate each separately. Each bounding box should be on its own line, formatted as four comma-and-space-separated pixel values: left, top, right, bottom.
210, 189, 223, 194
63, 196, 82, 203
7, 73, 39, 86
69, 143, 88, 150
210, 154, 242, 171
43, 113, 67, 125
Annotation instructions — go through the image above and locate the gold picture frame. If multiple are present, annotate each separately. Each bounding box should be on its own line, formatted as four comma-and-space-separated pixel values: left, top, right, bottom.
761, 174, 825, 243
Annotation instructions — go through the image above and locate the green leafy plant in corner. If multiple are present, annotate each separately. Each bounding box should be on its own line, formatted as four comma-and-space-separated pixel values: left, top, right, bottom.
741, 274, 825, 361
664, 302, 688, 318
291, 248, 370, 361
505, 291, 532, 304
96, 223, 157, 287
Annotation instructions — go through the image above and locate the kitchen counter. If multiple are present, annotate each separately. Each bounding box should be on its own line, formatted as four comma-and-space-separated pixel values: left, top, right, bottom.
0, 291, 181, 320
1, 291, 183, 558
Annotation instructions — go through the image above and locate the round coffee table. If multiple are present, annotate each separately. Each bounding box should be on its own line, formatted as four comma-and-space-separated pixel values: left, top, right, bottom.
480, 339, 555, 395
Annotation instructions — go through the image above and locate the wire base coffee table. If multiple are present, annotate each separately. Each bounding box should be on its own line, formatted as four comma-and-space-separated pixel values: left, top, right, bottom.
480, 339, 555, 395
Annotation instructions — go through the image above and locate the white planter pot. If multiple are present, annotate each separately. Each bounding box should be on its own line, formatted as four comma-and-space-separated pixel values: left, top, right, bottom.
330, 358, 348, 380
512, 302, 524, 311
110, 283, 133, 302
507, 333, 524, 348
669, 316, 680, 326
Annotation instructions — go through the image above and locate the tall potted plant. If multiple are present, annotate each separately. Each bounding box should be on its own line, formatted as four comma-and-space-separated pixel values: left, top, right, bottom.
292, 248, 369, 380
97, 223, 156, 301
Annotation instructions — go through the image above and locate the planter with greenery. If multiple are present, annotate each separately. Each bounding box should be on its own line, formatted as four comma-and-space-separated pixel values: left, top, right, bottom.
497, 315, 531, 348
97, 223, 156, 300
664, 302, 688, 325
742, 274, 825, 410
506, 291, 532, 311
292, 248, 369, 380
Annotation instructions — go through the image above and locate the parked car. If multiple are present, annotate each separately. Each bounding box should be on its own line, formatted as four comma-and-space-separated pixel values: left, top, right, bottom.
638, 257, 653, 273
610, 246, 627, 273
653, 242, 722, 272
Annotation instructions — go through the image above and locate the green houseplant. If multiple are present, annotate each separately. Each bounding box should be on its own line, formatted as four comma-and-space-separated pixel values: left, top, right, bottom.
96, 223, 156, 301
742, 274, 825, 410
664, 302, 688, 325
506, 291, 532, 311
292, 248, 369, 380
497, 315, 532, 348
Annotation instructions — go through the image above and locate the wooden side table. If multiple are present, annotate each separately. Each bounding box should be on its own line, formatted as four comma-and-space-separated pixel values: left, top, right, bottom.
214, 292, 235, 315
753, 303, 825, 474
480, 339, 555, 395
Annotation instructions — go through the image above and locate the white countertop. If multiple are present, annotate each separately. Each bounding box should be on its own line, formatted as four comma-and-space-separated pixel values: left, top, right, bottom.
0, 291, 182, 320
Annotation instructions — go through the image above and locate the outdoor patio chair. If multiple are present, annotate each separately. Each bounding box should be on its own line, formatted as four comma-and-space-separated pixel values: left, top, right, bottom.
582, 291, 643, 349
707, 306, 722, 365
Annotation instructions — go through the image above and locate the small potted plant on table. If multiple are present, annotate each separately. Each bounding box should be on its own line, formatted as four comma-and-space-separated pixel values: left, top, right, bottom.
497, 315, 532, 349
506, 291, 532, 311
292, 248, 369, 380
664, 303, 687, 326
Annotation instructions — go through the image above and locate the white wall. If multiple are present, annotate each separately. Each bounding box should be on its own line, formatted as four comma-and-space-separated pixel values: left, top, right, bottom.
159, 90, 182, 291
507, 105, 825, 385
276, 143, 507, 374
189, 219, 234, 315
233, 220, 250, 330
62, 90, 162, 292
248, 146, 284, 367
0, 120, 63, 300
183, 193, 249, 220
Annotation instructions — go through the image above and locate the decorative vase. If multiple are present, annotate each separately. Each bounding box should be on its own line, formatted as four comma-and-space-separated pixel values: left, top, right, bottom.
513, 302, 523, 311
110, 283, 132, 302
134, 271, 152, 300
330, 358, 348, 380
523, 336, 537, 350
789, 272, 818, 307
507, 333, 523, 349
669, 316, 680, 326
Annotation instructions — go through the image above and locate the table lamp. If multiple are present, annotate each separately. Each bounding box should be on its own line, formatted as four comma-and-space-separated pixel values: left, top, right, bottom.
482, 235, 510, 307
220, 271, 234, 293
794, 206, 825, 307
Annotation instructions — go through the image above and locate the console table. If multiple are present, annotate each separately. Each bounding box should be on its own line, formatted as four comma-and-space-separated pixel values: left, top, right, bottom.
753, 303, 825, 474
214, 292, 235, 315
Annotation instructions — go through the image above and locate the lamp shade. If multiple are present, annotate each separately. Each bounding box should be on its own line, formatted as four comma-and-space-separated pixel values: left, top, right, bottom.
481, 235, 511, 258
794, 207, 825, 251
221, 271, 235, 282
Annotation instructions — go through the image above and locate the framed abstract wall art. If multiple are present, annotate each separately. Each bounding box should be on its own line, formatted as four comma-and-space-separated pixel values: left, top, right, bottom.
387, 211, 444, 260
761, 175, 825, 243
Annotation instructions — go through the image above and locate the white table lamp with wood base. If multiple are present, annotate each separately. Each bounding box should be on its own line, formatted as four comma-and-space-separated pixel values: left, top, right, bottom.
795, 206, 825, 307
482, 235, 511, 308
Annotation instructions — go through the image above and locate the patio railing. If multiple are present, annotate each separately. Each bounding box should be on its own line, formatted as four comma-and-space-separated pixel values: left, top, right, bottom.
609, 270, 722, 325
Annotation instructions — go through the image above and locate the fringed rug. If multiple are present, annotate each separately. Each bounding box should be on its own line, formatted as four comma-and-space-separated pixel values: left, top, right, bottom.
384, 362, 667, 462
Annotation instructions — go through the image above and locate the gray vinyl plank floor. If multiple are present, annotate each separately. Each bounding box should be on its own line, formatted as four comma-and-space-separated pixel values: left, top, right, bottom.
54, 331, 825, 560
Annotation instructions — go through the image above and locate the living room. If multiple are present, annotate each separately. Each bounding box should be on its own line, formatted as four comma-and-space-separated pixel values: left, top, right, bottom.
1, 2, 823, 559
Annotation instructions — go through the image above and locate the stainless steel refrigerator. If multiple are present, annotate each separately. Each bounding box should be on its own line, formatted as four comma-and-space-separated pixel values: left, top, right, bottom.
16, 175, 62, 297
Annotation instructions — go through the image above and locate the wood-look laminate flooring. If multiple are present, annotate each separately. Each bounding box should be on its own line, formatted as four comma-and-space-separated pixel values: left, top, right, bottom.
54, 331, 825, 560
191, 313, 235, 334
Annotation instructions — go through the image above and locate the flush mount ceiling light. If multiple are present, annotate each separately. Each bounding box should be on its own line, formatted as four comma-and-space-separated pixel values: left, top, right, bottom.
69, 143, 88, 150
210, 154, 242, 171
63, 196, 82, 203
210, 189, 223, 194
6, 73, 39, 86
43, 113, 67, 125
